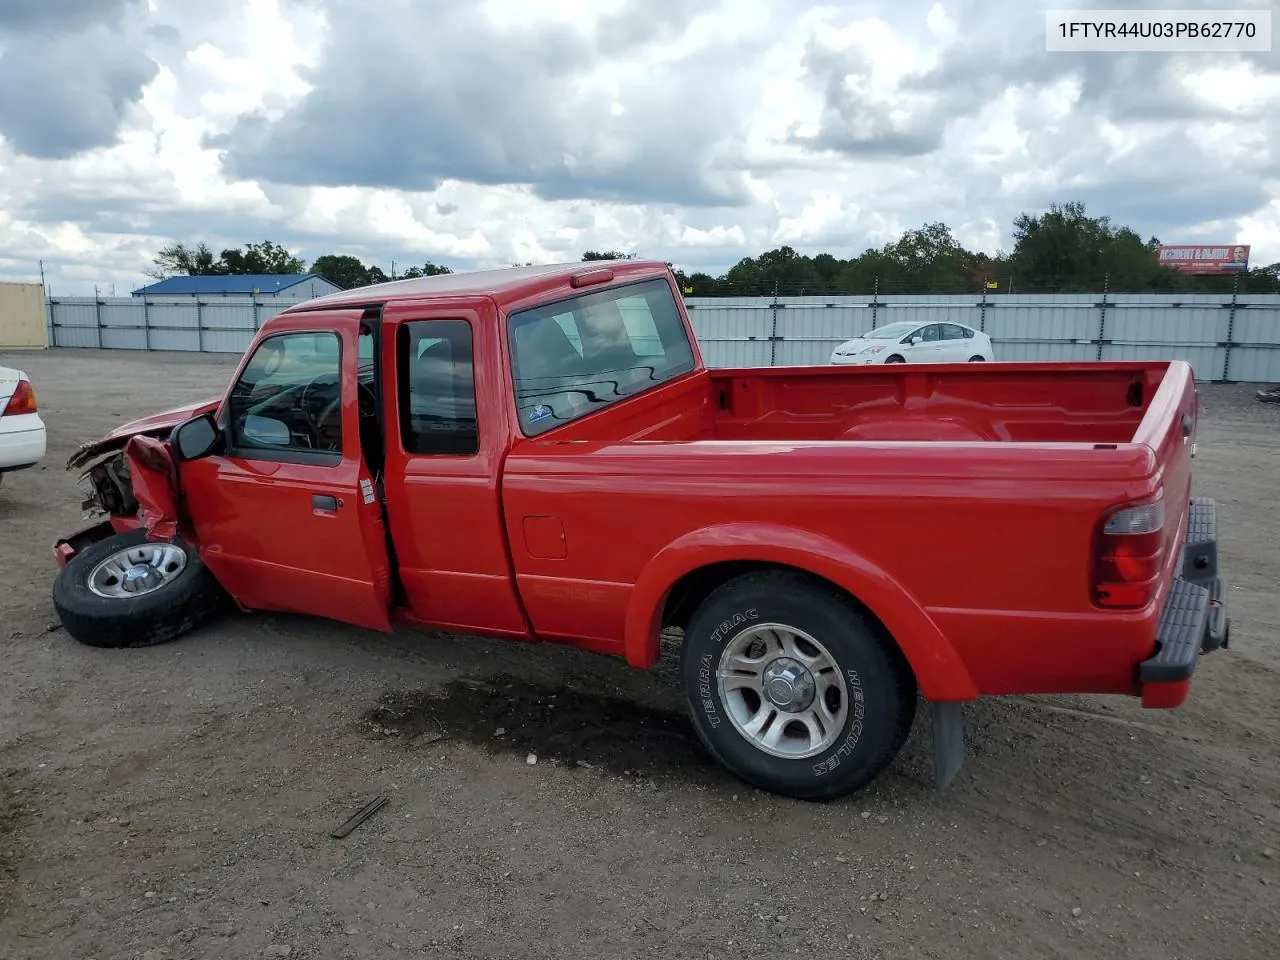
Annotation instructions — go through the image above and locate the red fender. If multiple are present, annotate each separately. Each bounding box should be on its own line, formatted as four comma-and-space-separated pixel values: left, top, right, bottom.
124, 435, 180, 542
623, 522, 979, 702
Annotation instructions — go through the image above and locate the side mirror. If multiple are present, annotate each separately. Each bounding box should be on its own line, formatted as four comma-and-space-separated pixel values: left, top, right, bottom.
243, 414, 291, 446
910, 336, 923, 345
172, 413, 220, 461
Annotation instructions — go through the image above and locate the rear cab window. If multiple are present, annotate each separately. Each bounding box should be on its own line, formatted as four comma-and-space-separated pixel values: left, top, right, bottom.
508, 277, 696, 436
395, 319, 479, 456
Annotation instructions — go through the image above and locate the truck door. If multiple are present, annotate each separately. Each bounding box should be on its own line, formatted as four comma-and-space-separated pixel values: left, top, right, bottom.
177, 311, 394, 632
376, 303, 532, 639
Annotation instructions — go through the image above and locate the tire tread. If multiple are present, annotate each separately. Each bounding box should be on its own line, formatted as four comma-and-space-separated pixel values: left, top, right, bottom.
52, 529, 226, 649
680, 569, 917, 801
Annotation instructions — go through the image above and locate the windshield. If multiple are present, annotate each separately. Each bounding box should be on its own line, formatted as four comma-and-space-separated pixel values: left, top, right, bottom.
860, 322, 918, 340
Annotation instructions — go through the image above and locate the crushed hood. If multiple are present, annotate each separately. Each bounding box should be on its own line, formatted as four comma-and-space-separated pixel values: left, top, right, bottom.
67, 396, 220, 471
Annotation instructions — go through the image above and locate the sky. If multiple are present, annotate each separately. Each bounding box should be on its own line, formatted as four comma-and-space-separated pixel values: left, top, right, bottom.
0, 0, 1276, 295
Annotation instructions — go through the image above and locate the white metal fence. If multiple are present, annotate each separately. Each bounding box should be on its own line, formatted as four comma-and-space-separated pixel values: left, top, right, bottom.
46, 291, 1280, 382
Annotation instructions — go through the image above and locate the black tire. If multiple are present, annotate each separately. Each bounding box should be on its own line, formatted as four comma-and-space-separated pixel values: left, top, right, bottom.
680, 570, 916, 801
52, 528, 226, 649
968, 355, 986, 362
884, 355, 906, 364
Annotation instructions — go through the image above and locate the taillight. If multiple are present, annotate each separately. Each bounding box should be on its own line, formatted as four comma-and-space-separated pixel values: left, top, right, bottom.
2, 380, 36, 416
1094, 494, 1166, 608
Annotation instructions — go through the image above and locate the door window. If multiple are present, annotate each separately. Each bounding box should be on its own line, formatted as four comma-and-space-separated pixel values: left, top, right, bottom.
396, 319, 479, 456
226, 331, 344, 464
915, 324, 941, 343
941, 323, 970, 340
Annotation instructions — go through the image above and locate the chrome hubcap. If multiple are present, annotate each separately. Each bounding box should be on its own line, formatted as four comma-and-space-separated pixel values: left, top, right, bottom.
717, 623, 849, 760
762, 657, 816, 712
87, 544, 187, 599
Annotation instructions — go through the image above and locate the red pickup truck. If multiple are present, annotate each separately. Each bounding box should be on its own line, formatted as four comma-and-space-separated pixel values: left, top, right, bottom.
51, 260, 1229, 800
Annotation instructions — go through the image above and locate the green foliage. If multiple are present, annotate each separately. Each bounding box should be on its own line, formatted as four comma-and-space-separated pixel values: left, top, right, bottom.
220, 240, 306, 276
312, 254, 388, 289
148, 242, 449, 288
582, 250, 636, 261
147, 242, 224, 279
671, 203, 1278, 296
147, 203, 1280, 298
148, 240, 305, 279
399, 262, 453, 278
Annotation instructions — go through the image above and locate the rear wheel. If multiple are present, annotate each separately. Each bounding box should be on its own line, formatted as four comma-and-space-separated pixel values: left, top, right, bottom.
680, 570, 916, 801
52, 528, 227, 648
968, 355, 986, 362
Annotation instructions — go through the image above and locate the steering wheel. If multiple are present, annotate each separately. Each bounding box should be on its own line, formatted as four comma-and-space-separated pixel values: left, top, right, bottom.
300, 372, 339, 412
315, 380, 378, 453
315, 395, 342, 450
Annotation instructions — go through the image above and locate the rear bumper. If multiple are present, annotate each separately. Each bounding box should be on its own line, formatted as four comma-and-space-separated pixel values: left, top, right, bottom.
1138, 497, 1229, 706
0, 413, 47, 471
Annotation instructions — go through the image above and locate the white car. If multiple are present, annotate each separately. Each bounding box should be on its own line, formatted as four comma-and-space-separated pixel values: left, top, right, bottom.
0, 365, 47, 485
830, 321, 995, 365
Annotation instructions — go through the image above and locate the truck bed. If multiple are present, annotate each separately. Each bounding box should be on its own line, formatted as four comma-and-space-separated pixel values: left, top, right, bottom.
501, 359, 1198, 696
547, 360, 1180, 448
705, 362, 1169, 444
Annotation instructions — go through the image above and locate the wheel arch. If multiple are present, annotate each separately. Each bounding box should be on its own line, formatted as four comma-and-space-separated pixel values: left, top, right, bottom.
624, 523, 979, 701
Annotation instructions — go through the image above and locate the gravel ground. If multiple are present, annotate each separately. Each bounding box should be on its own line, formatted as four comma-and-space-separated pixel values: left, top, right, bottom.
1, 348, 1278, 960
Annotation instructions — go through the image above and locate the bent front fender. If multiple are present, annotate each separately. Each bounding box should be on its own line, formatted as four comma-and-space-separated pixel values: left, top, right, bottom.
623, 522, 980, 702
124, 435, 181, 542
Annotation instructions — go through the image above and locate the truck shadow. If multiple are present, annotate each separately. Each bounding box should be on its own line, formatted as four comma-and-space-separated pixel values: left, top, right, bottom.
358, 673, 721, 783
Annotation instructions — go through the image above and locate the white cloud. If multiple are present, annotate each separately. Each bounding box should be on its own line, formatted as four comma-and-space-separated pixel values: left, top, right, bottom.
0, 0, 1275, 295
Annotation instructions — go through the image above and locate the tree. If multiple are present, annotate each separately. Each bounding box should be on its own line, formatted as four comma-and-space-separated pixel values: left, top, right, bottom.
147, 241, 225, 279
720, 246, 825, 295
219, 240, 306, 275
1004, 201, 1187, 292
400, 261, 453, 278
312, 254, 387, 290
147, 239, 307, 279
582, 250, 635, 261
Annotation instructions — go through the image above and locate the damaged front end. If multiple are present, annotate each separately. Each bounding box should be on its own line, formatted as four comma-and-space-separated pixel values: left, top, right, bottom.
79, 450, 139, 518
53, 449, 147, 568
54, 397, 218, 567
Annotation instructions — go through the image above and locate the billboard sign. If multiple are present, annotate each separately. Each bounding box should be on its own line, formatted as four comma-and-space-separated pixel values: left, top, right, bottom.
1156, 244, 1250, 275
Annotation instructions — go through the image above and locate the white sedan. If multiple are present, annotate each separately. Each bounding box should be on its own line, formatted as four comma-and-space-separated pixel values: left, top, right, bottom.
830, 321, 995, 365
0, 365, 47, 485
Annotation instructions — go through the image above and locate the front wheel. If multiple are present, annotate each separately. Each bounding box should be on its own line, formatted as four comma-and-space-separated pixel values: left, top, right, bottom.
968, 355, 986, 362
884, 355, 906, 364
680, 570, 917, 801
52, 528, 227, 648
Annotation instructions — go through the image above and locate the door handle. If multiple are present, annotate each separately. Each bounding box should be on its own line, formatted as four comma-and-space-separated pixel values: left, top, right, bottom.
312, 494, 339, 512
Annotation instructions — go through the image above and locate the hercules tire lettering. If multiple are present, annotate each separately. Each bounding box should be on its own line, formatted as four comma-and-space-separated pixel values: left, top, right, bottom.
678, 569, 916, 802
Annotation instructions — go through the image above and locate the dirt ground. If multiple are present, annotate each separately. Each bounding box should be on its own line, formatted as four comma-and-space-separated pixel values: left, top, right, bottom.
1, 348, 1277, 960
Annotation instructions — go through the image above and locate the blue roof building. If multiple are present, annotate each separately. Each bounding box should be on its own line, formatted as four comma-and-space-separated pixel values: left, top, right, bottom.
131, 274, 342, 298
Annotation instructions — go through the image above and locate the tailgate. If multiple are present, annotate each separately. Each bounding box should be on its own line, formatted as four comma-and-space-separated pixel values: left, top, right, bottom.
1130, 361, 1230, 702
1133, 361, 1198, 556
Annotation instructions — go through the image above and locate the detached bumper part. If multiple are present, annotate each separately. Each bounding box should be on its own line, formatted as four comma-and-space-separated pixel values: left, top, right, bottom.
51, 518, 123, 568
1139, 497, 1229, 703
